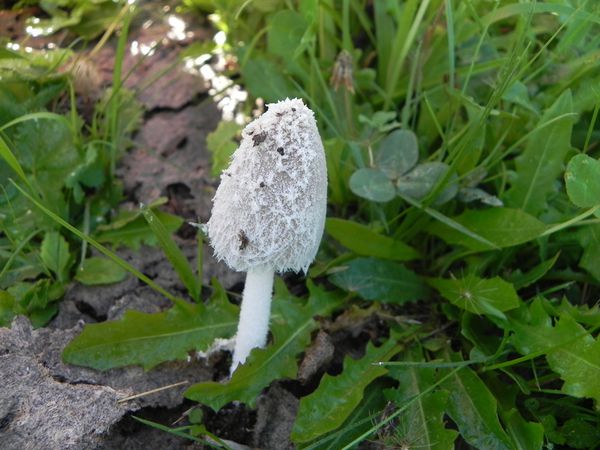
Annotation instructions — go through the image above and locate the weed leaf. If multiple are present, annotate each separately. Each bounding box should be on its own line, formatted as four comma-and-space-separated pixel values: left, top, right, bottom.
386, 350, 458, 450
502, 408, 544, 450
397, 162, 458, 205
428, 274, 520, 319
565, 154, 600, 208
292, 339, 399, 443
326, 218, 419, 261
504, 90, 575, 215
330, 257, 428, 303
443, 354, 513, 450
375, 129, 419, 179
40, 231, 70, 283
62, 279, 238, 371
185, 281, 342, 410
349, 168, 396, 202
74, 256, 128, 286
428, 207, 546, 251
510, 298, 600, 403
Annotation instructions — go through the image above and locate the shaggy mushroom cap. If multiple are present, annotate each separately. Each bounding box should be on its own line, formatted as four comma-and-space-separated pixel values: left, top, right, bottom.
207, 98, 327, 273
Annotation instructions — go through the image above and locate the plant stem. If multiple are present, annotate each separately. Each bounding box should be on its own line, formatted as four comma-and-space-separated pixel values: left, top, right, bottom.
231, 267, 275, 373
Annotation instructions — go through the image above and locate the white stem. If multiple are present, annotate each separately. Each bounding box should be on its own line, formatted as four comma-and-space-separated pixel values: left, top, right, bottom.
230, 266, 275, 374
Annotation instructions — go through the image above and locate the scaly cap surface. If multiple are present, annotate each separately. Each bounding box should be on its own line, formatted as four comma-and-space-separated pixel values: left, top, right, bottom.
207, 98, 328, 273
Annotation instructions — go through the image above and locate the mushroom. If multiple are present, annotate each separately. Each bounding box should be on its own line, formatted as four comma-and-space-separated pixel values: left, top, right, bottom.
207, 98, 328, 373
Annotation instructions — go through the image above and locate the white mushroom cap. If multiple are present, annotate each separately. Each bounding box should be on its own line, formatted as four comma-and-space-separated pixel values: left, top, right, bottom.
207, 98, 328, 273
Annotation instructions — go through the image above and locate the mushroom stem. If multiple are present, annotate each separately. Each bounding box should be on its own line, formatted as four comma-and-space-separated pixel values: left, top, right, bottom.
230, 266, 275, 373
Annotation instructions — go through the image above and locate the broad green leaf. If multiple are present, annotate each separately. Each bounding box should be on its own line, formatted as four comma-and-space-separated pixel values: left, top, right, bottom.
428, 274, 520, 319
330, 257, 428, 303
325, 218, 419, 261
7, 279, 63, 328
95, 209, 183, 250
504, 90, 575, 215
206, 120, 241, 176
502, 408, 544, 450
444, 355, 513, 450
291, 339, 399, 443
502, 81, 538, 114
142, 207, 199, 301
304, 380, 389, 450
241, 58, 296, 102
358, 111, 398, 132
65, 144, 105, 203
185, 281, 342, 410
62, 280, 238, 371
560, 418, 600, 449
565, 154, 600, 208
74, 256, 128, 286
386, 350, 458, 450
40, 231, 70, 283
12, 182, 181, 304
0, 290, 16, 327
349, 168, 396, 202
428, 207, 546, 251
510, 299, 600, 403
267, 10, 308, 60
375, 129, 418, 179
397, 161, 458, 205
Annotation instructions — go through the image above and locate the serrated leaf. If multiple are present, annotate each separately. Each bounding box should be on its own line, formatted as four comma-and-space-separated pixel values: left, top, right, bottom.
62, 280, 238, 371
74, 256, 128, 286
386, 350, 458, 450
349, 168, 396, 202
444, 354, 513, 450
510, 298, 600, 403
330, 257, 427, 303
305, 380, 389, 450
325, 218, 419, 261
375, 129, 419, 179
185, 281, 342, 410
397, 161, 458, 205
428, 207, 546, 251
95, 209, 183, 250
40, 231, 70, 283
504, 90, 575, 215
292, 339, 399, 443
565, 154, 600, 208
428, 274, 520, 319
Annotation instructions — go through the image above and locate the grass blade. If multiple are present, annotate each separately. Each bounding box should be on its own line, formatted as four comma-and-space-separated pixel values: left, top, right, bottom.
11, 180, 181, 305
142, 206, 200, 302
